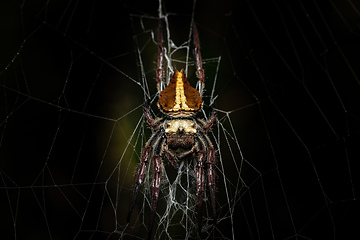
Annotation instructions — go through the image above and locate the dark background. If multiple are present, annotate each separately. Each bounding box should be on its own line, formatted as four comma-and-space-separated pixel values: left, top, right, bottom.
1, 0, 360, 239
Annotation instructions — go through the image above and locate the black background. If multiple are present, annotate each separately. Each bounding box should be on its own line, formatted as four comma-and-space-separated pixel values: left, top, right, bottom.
1, 0, 360, 239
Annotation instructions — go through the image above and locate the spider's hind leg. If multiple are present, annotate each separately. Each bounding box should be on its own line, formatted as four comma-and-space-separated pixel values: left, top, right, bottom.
148, 135, 166, 240
127, 145, 152, 223
195, 132, 217, 234
195, 149, 206, 235
206, 146, 217, 224
127, 129, 163, 224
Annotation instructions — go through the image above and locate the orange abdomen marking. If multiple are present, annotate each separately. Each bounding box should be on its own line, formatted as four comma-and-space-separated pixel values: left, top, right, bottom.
159, 69, 202, 112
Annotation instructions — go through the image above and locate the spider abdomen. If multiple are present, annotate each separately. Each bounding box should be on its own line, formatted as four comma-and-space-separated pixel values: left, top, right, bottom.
159, 69, 202, 113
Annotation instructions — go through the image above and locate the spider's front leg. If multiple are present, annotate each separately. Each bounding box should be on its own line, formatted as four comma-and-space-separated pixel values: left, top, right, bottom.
143, 100, 158, 129
203, 109, 217, 132
156, 22, 165, 92
193, 23, 205, 96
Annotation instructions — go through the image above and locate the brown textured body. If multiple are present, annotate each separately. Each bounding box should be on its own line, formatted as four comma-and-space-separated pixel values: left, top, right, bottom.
159, 69, 202, 113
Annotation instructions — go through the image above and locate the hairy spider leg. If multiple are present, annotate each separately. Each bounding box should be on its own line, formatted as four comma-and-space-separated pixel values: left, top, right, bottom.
201, 111, 218, 224
203, 109, 217, 131
193, 23, 205, 97
195, 130, 214, 233
148, 136, 166, 240
163, 147, 180, 169
156, 22, 165, 93
195, 144, 206, 235
127, 129, 162, 223
143, 100, 159, 128
207, 146, 217, 224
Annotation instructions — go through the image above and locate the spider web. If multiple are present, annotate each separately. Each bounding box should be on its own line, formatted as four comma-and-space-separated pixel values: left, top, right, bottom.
1, 0, 360, 239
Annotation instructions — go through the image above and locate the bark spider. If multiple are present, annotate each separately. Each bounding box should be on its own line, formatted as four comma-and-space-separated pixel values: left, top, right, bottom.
127, 21, 217, 239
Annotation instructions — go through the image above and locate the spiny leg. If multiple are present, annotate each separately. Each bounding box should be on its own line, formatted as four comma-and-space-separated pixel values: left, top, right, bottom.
177, 142, 199, 160
203, 109, 217, 132
127, 129, 163, 223
197, 132, 217, 226
127, 145, 152, 223
156, 21, 165, 92
143, 99, 159, 129
163, 148, 179, 169
148, 137, 165, 240
193, 23, 205, 96
196, 150, 206, 235
202, 110, 217, 222
207, 146, 217, 223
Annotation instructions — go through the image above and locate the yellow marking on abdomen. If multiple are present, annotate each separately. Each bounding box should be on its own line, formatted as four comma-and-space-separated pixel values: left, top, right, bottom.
172, 70, 194, 111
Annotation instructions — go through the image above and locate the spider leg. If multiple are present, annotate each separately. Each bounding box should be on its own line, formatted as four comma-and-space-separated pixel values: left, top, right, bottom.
203, 109, 217, 132
163, 147, 179, 169
197, 132, 217, 228
127, 145, 152, 223
196, 149, 206, 235
156, 21, 165, 93
177, 143, 198, 159
193, 23, 205, 96
143, 99, 159, 129
207, 146, 217, 224
127, 130, 163, 223
202, 110, 217, 223
148, 136, 166, 240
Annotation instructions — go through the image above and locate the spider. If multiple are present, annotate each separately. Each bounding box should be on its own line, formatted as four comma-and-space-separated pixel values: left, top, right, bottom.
127, 22, 217, 239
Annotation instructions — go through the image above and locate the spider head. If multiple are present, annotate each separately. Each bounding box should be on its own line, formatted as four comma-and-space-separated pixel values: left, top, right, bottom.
158, 69, 202, 116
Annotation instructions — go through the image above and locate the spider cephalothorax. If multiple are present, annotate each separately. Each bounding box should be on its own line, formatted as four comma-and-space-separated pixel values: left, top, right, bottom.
127, 22, 217, 239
